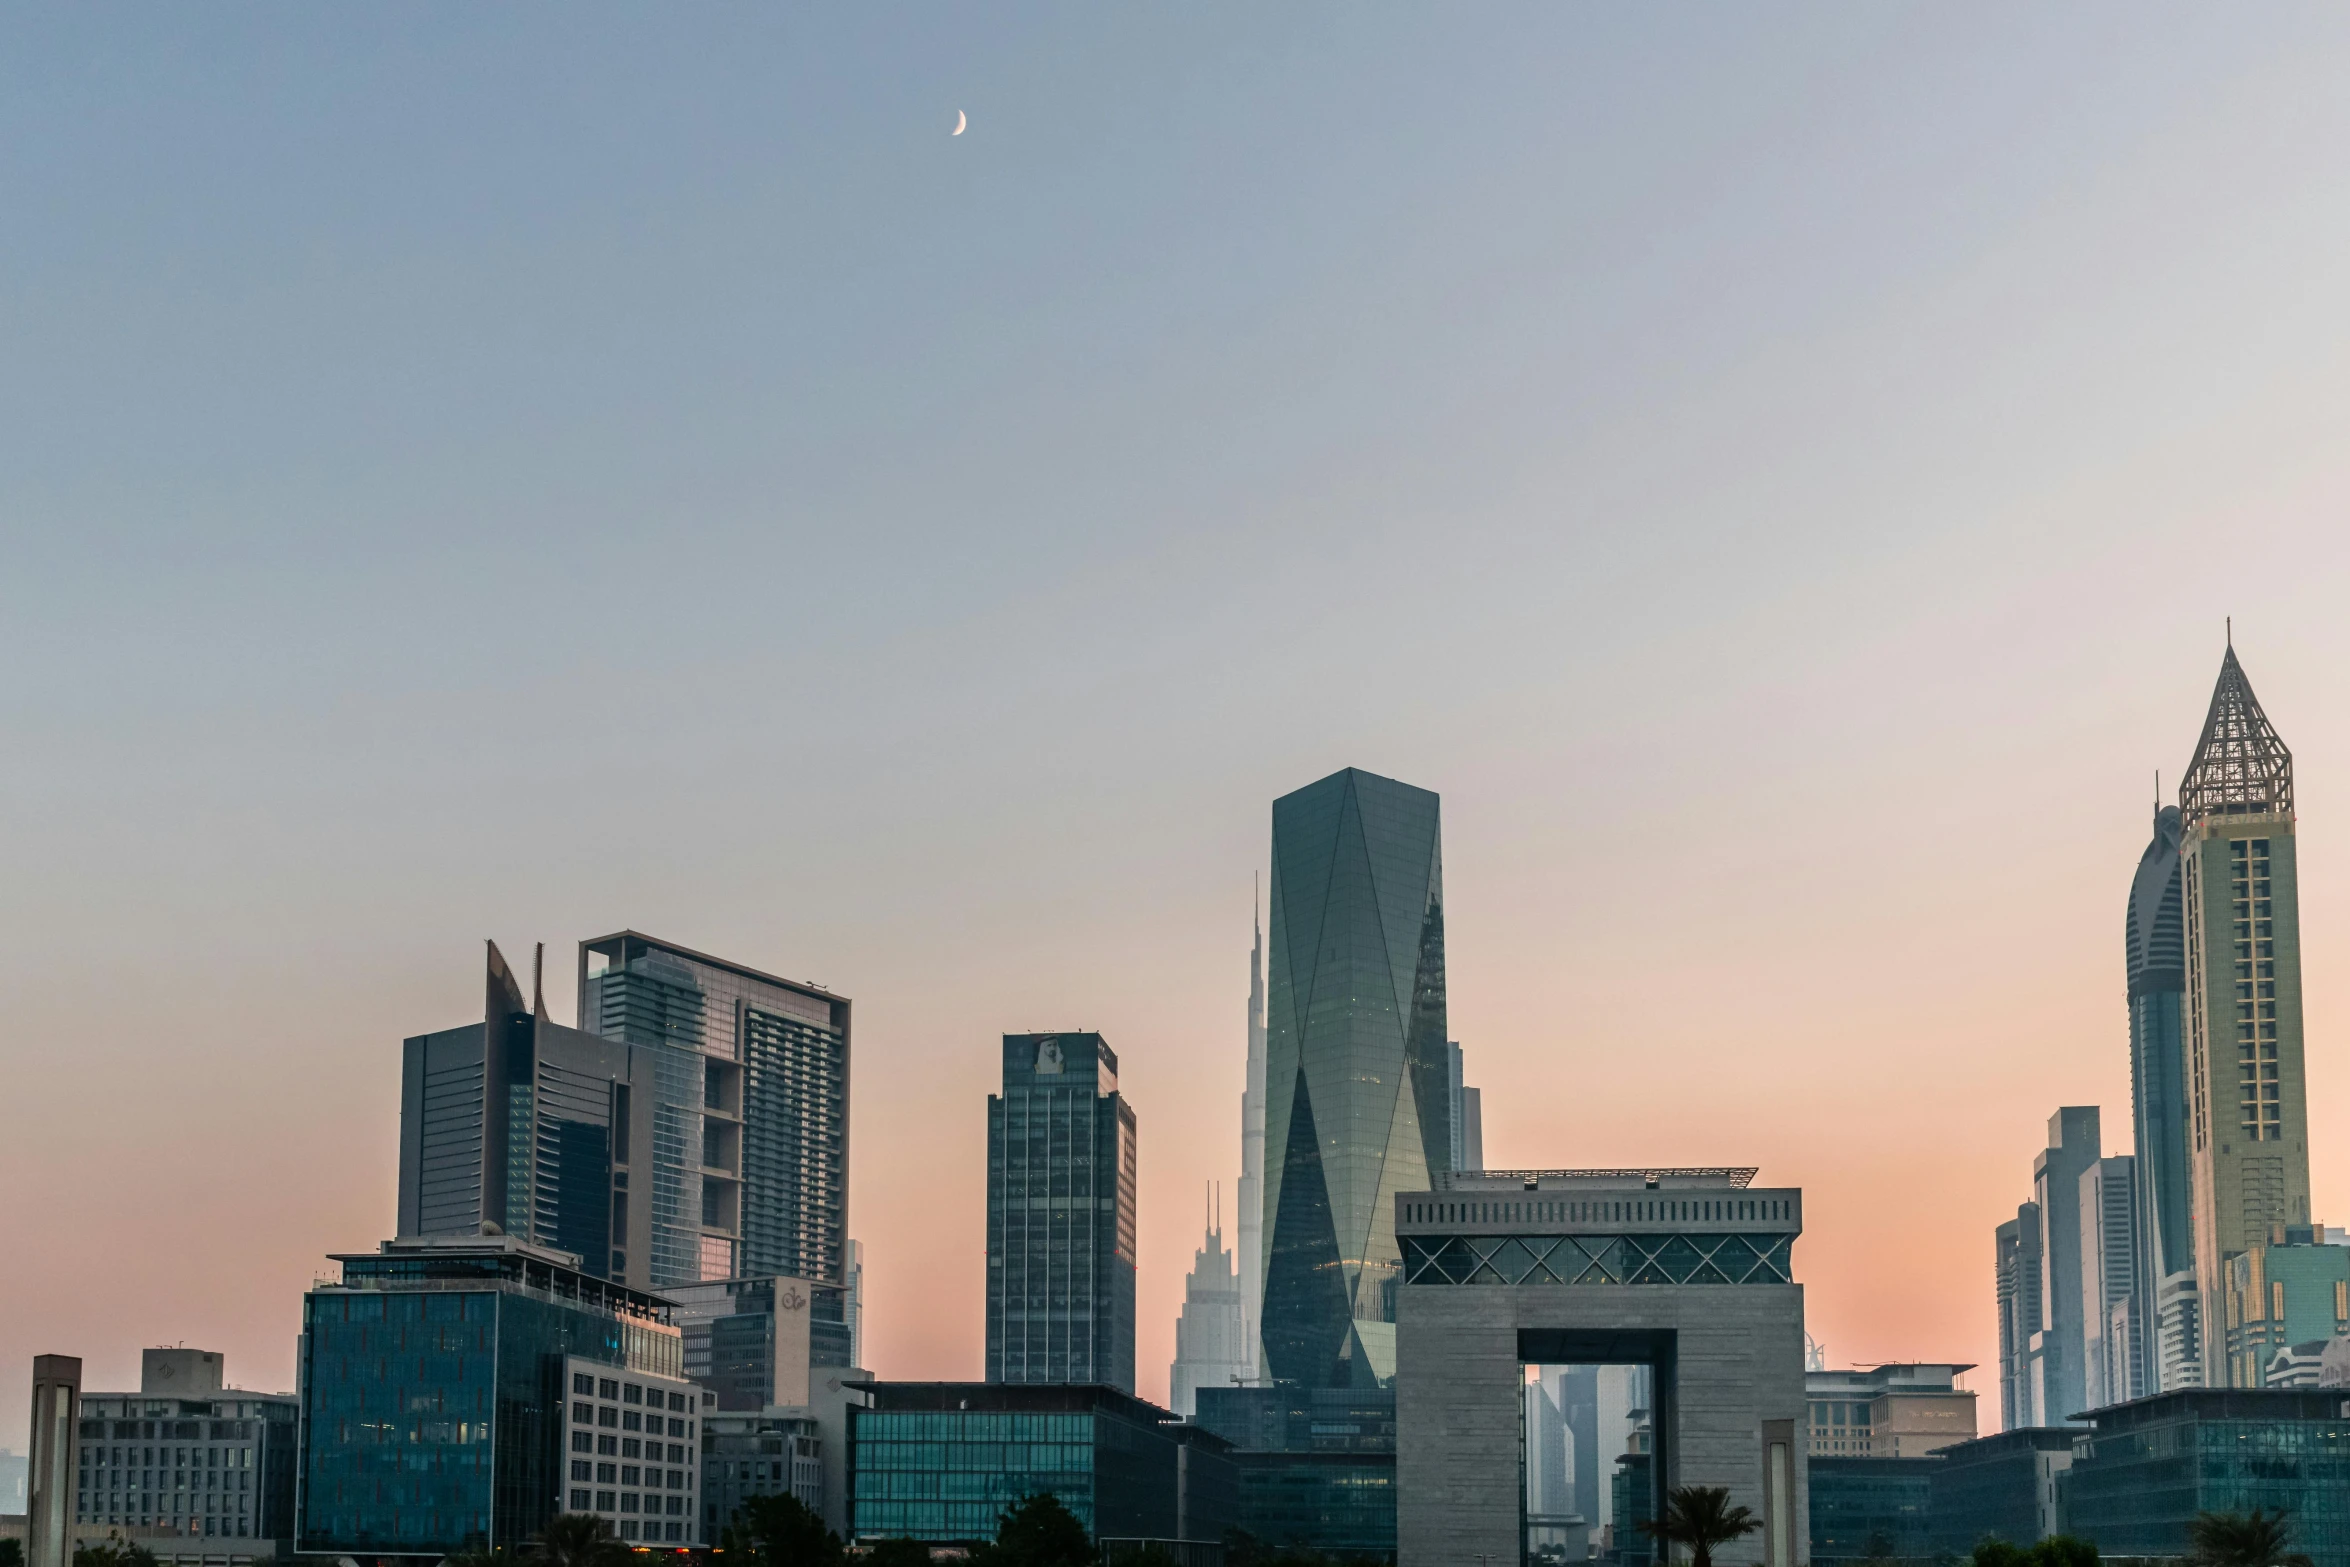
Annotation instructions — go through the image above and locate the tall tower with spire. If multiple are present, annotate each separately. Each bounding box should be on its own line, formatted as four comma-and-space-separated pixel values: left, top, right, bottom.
1237, 894, 1267, 1384
1169, 1185, 1249, 1417
2177, 637, 2311, 1383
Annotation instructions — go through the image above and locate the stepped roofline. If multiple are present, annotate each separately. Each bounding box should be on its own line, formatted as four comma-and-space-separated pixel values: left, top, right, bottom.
2180, 642, 2292, 825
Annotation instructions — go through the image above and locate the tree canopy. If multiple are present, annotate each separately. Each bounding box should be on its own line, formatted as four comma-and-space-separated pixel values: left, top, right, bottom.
1639, 1485, 1762, 1567
726, 1492, 845, 1567
973, 1493, 1095, 1567
2189, 1509, 2312, 1567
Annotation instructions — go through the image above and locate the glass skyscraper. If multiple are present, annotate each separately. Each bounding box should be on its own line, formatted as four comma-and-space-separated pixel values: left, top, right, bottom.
985, 1032, 1139, 1393
398, 935, 850, 1297
398, 941, 640, 1281
580, 932, 852, 1291
2177, 644, 2312, 1382
296, 1234, 692, 1556
1261, 766, 1448, 1390
2126, 802, 2192, 1394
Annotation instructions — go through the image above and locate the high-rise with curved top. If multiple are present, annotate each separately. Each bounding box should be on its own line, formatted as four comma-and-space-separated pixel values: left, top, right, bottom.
2177, 642, 2311, 1383
1262, 767, 1449, 1389
2126, 803, 2191, 1393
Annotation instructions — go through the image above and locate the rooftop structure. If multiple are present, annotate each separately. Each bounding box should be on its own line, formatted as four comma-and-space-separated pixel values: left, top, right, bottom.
2180, 643, 2294, 822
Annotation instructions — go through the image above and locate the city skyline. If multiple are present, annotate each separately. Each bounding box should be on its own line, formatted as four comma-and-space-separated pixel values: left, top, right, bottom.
17, 8, 2350, 1451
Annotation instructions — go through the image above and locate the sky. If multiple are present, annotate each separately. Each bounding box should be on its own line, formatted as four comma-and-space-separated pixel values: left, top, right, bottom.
8, 4, 2350, 1445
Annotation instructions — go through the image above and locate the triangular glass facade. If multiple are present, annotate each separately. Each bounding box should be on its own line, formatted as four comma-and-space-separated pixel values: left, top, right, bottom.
1262, 768, 1448, 1387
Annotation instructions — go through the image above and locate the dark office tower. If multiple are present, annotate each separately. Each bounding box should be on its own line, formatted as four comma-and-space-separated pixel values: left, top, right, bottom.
986, 1033, 1139, 1393
2126, 803, 2192, 1393
579, 933, 852, 1291
399, 942, 636, 1279
1262, 767, 1448, 1390
2178, 642, 2312, 1383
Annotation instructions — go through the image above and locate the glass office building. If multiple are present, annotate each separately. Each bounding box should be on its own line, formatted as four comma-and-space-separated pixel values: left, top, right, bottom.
397, 943, 638, 1280
1807, 1458, 1935, 1563
581, 932, 852, 1291
296, 1235, 687, 1558
847, 1384, 1231, 1547
986, 1033, 1139, 1393
1263, 767, 1448, 1390
669, 1275, 854, 1412
2064, 1390, 2350, 1567
1192, 1386, 1396, 1559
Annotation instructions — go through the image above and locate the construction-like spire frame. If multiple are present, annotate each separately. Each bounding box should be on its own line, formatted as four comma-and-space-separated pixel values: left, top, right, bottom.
2179, 645, 2293, 824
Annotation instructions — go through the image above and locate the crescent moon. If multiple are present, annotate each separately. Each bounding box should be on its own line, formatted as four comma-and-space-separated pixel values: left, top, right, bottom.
953, 110, 967, 135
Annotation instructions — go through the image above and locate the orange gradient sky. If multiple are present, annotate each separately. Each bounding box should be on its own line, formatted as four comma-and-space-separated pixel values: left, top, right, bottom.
9, 6, 2350, 1445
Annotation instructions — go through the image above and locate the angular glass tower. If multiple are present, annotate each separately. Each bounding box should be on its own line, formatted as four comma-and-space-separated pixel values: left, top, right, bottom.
985, 1032, 1139, 1393
2125, 803, 2192, 1392
1262, 767, 1448, 1389
2177, 643, 2312, 1382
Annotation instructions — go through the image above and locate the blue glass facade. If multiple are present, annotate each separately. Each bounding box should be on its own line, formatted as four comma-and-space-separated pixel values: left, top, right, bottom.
1264, 768, 1447, 1390
2063, 1390, 2350, 1567
297, 1238, 685, 1558
986, 1034, 1138, 1394
848, 1384, 1230, 1547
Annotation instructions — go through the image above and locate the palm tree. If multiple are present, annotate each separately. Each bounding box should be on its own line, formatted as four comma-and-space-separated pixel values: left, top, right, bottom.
2187, 1509, 2311, 1567
535, 1513, 633, 1567
1639, 1485, 1763, 1567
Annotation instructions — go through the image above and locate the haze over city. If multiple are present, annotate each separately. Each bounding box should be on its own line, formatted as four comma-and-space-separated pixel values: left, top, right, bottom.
10, 2, 2350, 1497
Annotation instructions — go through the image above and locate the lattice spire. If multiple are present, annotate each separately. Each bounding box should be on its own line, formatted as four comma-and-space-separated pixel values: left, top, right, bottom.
2179, 642, 2293, 824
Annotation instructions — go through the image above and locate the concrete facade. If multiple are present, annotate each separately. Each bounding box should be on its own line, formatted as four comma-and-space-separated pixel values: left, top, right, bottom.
26, 1356, 80, 1567
1393, 1171, 1808, 1567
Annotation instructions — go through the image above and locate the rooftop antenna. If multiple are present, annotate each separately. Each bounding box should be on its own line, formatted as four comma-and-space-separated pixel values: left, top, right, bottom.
2227, 615, 2233, 649
532, 942, 546, 1020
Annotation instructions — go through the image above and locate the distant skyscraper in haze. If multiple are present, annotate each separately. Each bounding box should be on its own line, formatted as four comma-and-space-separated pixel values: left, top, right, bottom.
1448, 1043, 1483, 1173
1263, 767, 1449, 1390
2176, 641, 2312, 1382
2080, 1154, 2141, 1407
1169, 1190, 1248, 1417
2126, 801, 2193, 1394
1995, 1204, 2043, 1429
2030, 1107, 2101, 1421
986, 1032, 1138, 1393
1238, 903, 1267, 1385
579, 932, 852, 1290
